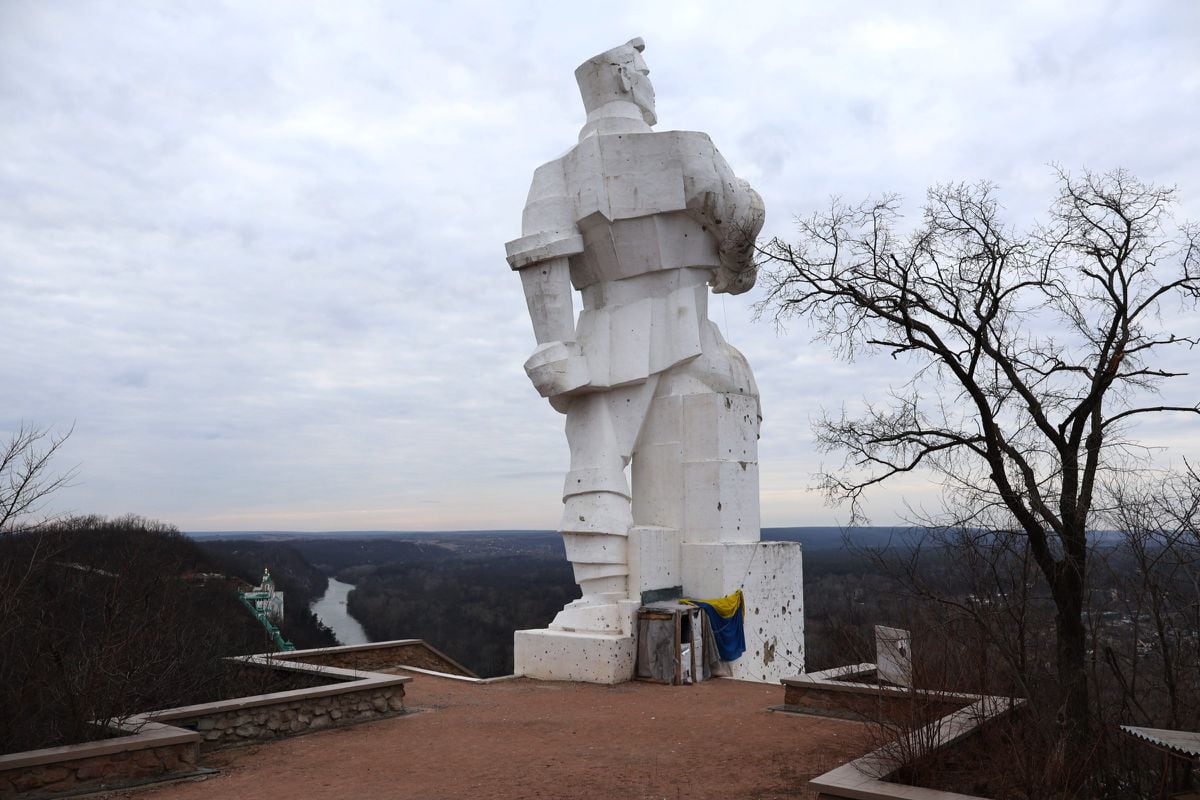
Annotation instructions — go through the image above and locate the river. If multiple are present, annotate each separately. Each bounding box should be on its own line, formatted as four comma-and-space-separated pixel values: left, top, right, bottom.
309, 578, 370, 646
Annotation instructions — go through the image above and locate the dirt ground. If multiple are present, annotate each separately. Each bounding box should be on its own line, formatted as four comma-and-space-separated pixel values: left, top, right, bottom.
115, 674, 875, 800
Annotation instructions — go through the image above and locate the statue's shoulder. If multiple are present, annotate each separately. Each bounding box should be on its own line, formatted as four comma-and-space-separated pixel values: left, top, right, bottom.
657, 129, 715, 148
555, 131, 731, 222
589, 129, 714, 156
595, 131, 727, 181
547, 130, 717, 167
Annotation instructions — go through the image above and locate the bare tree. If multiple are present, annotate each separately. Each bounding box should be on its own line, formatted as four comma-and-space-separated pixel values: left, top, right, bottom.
0, 423, 75, 647
758, 168, 1200, 748
0, 423, 75, 534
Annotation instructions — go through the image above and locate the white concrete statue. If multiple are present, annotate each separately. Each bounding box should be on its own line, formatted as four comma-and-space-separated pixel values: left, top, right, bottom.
508, 38, 802, 684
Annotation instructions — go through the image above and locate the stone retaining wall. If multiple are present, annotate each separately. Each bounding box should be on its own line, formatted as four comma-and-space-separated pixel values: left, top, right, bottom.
0, 722, 199, 799
784, 665, 1024, 800
1, 647, 414, 797
810, 696, 1022, 800
781, 678, 966, 725
282, 640, 477, 678
182, 685, 405, 747
144, 656, 409, 751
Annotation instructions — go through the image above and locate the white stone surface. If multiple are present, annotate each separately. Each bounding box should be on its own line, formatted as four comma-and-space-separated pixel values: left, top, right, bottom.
627, 525, 681, 600
506, 37, 800, 684
549, 596, 639, 636
875, 625, 913, 688
681, 541, 805, 683
513, 628, 636, 684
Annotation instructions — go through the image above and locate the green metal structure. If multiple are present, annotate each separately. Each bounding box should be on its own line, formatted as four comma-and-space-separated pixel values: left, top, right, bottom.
238, 569, 295, 652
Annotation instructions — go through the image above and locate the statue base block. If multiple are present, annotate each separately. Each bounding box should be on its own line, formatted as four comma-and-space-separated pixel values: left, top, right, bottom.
681, 540, 804, 683
513, 628, 636, 684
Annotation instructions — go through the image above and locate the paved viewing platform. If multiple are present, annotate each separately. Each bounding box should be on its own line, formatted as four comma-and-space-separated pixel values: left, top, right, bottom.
118, 673, 874, 800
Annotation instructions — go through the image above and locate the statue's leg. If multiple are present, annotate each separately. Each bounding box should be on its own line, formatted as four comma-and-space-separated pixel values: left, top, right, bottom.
634, 321, 760, 544
554, 380, 656, 630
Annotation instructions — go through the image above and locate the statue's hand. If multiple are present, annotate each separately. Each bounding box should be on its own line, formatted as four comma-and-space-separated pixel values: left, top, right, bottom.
710, 262, 757, 295
524, 341, 591, 405
712, 179, 764, 296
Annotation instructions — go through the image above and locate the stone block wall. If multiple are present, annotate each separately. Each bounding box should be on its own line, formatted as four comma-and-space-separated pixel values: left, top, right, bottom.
183, 685, 406, 748
0, 646, 412, 797
0, 725, 199, 798
282, 640, 476, 678
808, 694, 1024, 800
782, 679, 966, 725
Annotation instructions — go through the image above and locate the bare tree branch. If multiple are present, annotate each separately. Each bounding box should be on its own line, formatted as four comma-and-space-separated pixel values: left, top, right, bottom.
0, 423, 76, 534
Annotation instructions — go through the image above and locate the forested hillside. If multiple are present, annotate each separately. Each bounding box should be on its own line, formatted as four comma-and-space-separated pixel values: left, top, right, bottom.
347, 554, 578, 677
0, 517, 273, 752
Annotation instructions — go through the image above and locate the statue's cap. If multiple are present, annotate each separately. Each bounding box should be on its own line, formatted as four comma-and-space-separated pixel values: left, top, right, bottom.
575, 37, 647, 113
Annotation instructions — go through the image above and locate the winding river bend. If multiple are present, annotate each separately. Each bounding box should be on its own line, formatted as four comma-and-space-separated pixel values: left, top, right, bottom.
310, 578, 370, 646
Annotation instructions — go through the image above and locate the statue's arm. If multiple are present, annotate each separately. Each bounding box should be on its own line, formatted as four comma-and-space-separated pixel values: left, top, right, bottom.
507, 237, 580, 344
685, 141, 766, 295
505, 161, 590, 408
710, 174, 764, 295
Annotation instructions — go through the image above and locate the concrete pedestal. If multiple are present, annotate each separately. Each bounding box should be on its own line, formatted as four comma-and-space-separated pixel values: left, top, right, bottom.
513, 629, 636, 684
515, 536, 804, 685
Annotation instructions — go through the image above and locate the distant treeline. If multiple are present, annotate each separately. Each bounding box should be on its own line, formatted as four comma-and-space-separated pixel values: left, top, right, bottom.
182, 528, 1148, 680
288, 538, 463, 575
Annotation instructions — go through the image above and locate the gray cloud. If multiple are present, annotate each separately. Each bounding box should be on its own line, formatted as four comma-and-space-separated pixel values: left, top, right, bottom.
1, 0, 1197, 530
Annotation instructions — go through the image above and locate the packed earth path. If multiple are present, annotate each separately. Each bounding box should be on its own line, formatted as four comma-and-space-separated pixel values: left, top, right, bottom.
114, 673, 876, 800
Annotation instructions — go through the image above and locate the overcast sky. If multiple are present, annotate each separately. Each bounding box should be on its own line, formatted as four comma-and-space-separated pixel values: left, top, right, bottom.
2, 1, 1198, 532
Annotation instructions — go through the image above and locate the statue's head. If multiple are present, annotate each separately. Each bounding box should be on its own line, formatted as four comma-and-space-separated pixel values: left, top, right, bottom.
574, 37, 656, 127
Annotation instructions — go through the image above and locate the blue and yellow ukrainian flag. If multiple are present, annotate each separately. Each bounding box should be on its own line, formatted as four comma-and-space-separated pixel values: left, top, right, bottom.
682, 589, 746, 661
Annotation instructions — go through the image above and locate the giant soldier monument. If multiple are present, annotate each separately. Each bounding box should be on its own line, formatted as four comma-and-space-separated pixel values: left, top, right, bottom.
506, 38, 804, 683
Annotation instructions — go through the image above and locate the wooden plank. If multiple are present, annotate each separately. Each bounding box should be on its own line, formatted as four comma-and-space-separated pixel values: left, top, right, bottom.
688, 613, 697, 687
673, 611, 682, 686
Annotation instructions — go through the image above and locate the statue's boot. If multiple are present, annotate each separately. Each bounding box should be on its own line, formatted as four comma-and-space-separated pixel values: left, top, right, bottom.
550, 490, 631, 633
